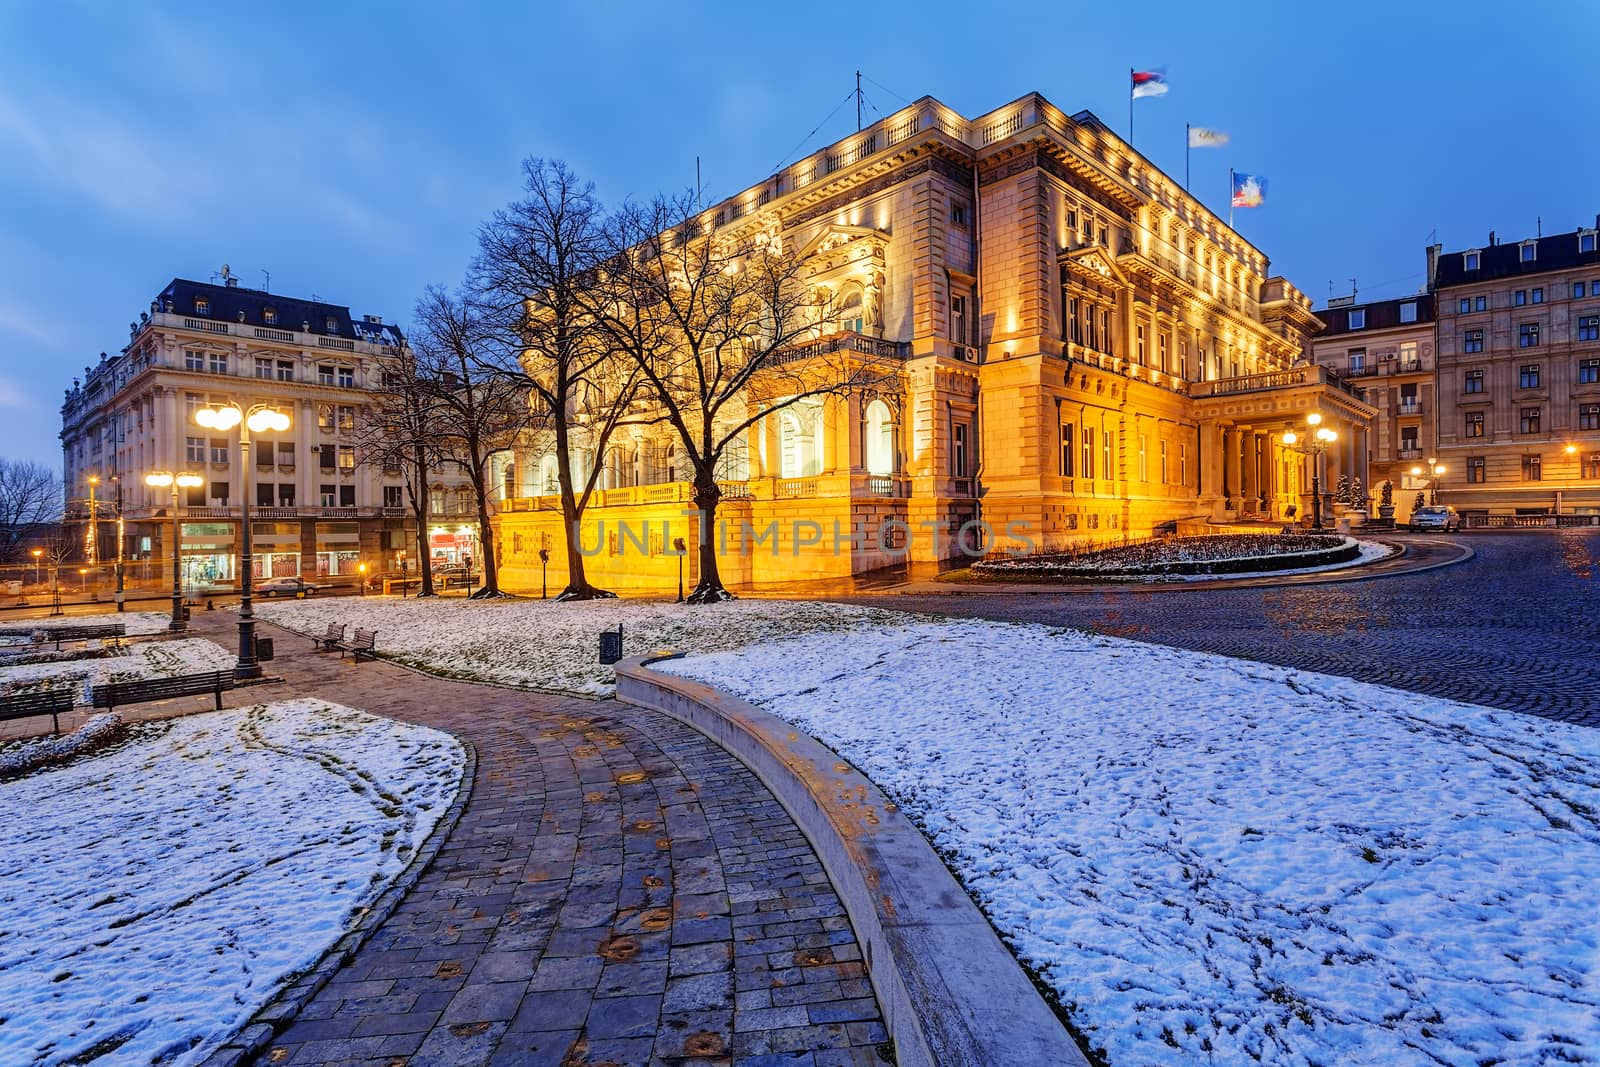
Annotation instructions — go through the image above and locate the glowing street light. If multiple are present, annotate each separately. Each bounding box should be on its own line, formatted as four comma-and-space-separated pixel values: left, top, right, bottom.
1281, 412, 1338, 529
1410, 456, 1446, 506
194, 402, 292, 677
146, 471, 205, 630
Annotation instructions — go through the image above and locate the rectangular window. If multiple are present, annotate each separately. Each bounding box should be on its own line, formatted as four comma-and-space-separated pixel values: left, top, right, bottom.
1082, 427, 1094, 480
337, 405, 355, 432
1522, 454, 1542, 480
1136, 325, 1146, 363
194, 297, 211, 316
1576, 282, 1587, 300
1138, 434, 1148, 481
1059, 420, 1074, 477
208, 352, 227, 374
320, 484, 336, 507
1515, 290, 1527, 306
185, 435, 205, 464
1580, 358, 1600, 383
1464, 252, 1480, 271
337, 445, 356, 472
277, 441, 295, 468
319, 445, 335, 471
1464, 369, 1484, 394
254, 357, 273, 379
1464, 329, 1484, 354
256, 441, 275, 468
1521, 243, 1537, 262
276, 360, 295, 381
1158, 332, 1169, 372
263, 307, 278, 325
383, 485, 404, 508
1102, 430, 1113, 480
1465, 412, 1485, 438
952, 422, 968, 477
338, 366, 355, 388
1458, 298, 1471, 314
1520, 364, 1542, 389
186, 485, 205, 507
210, 481, 229, 504
1520, 407, 1541, 434
257, 482, 274, 507
1179, 443, 1189, 485
1582, 233, 1597, 254
1399, 340, 1419, 369
185, 349, 205, 371
1519, 323, 1540, 348
1532, 287, 1544, 304
950, 201, 969, 228
1584, 454, 1600, 480
1475, 295, 1487, 312
209, 438, 229, 464
1579, 317, 1600, 343
951, 295, 967, 345
318, 403, 334, 430
1399, 301, 1417, 324
339, 484, 356, 507
1347, 348, 1366, 374
1579, 404, 1600, 431
278, 483, 295, 507
1467, 457, 1486, 484
318, 363, 336, 385
1348, 308, 1366, 329
1159, 440, 1169, 484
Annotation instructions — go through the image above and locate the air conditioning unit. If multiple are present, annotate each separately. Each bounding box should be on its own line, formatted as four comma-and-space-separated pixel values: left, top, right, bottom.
952, 344, 979, 364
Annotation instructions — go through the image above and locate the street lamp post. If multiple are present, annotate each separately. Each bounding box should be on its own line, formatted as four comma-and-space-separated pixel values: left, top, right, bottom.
1409, 456, 1446, 506
86, 475, 99, 566
110, 475, 125, 612
195, 402, 291, 679
146, 472, 203, 631
1281, 413, 1338, 530
31, 548, 42, 585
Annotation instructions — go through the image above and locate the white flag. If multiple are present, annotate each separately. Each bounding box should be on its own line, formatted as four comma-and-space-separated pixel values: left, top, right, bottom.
1188, 127, 1230, 148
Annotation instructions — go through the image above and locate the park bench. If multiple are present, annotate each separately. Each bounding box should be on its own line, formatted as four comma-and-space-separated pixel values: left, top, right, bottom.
0, 623, 127, 651
0, 687, 77, 734
91, 670, 236, 714
340, 627, 378, 661
311, 622, 347, 652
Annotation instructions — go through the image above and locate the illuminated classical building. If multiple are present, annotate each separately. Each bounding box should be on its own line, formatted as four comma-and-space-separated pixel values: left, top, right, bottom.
59, 275, 473, 586
495, 93, 1373, 593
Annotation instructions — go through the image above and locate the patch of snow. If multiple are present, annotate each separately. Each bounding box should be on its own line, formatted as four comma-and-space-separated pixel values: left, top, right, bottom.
665, 620, 1600, 1065
1156, 538, 1395, 582
0, 714, 121, 777
0, 699, 466, 1067
0, 612, 176, 644
256, 596, 897, 697
0, 638, 235, 703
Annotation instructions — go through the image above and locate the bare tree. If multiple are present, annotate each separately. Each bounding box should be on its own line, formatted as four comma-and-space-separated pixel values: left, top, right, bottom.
472, 158, 646, 600
598, 192, 895, 603
0, 458, 62, 563
411, 286, 530, 598
359, 345, 447, 596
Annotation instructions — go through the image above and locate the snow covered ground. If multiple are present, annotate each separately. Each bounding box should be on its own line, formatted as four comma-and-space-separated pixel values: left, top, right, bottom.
255, 596, 898, 696
665, 621, 1600, 1066
0, 638, 235, 702
0, 611, 176, 641
0, 699, 465, 1067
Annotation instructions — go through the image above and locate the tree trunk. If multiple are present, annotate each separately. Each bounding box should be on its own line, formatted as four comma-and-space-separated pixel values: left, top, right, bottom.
552, 407, 614, 601
468, 459, 502, 598
685, 474, 732, 604
412, 442, 437, 597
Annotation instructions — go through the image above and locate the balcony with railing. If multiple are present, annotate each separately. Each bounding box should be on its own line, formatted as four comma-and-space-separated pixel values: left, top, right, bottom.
497, 472, 913, 515
1396, 399, 1422, 416
1397, 448, 1424, 461
769, 330, 911, 366
1190, 363, 1365, 401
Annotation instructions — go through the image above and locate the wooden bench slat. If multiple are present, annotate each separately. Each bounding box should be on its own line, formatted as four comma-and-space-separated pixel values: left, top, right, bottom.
91, 670, 238, 713
0, 687, 77, 733
339, 628, 377, 661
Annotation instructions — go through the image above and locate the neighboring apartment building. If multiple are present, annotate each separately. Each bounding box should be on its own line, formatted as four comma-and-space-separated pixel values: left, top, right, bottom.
1309, 294, 1436, 522
495, 92, 1373, 594
1432, 226, 1600, 519
59, 276, 473, 586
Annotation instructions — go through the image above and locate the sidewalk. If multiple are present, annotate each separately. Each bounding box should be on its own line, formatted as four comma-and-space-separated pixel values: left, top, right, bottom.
176, 613, 889, 1067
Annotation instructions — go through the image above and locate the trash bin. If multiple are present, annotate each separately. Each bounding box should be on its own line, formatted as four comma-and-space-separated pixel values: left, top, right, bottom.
255, 636, 275, 662
182, 605, 192, 621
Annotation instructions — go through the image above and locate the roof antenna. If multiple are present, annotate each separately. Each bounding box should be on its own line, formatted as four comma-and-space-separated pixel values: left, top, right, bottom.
695, 156, 701, 207
856, 70, 863, 131
261, 269, 270, 293
1350, 276, 1358, 301
1536, 215, 1542, 238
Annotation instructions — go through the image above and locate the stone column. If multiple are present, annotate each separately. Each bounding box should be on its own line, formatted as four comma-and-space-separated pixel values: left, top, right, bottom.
1238, 427, 1256, 509
1221, 426, 1238, 509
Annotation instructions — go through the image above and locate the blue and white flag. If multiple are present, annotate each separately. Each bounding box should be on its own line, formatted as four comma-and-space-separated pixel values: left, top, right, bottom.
1231, 173, 1268, 208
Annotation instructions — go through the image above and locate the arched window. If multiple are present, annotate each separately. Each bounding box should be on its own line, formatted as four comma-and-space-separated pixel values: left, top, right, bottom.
837, 284, 864, 334
540, 453, 559, 494
865, 399, 894, 476
779, 404, 823, 478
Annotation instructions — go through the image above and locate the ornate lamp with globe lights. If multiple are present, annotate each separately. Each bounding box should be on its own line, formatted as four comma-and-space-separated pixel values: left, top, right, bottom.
1409, 456, 1446, 506
1281, 413, 1338, 529
194, 403, 292, 677
145, 471, 204, 630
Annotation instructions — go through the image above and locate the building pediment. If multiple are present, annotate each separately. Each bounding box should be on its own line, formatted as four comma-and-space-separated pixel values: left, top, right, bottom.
1059, 245, 1128, 287
797, 224, 889, 278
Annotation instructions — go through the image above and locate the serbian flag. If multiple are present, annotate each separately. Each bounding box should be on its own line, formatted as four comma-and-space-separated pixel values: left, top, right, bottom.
1231, 172, 1268, 208
1131, 68, 1168, 99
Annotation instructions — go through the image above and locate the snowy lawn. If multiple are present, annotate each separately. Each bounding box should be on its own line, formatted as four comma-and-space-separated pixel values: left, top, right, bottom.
665, 620, 1600, 1066
0, 612, 177, 641
0, 699, 465, 1067
0, 638, 235, 702
255, 596, 900, 696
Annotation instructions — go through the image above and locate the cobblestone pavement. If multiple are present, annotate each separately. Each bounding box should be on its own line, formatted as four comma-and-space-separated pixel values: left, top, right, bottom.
177, 614, 890, 1067
847, 532, 1600, 726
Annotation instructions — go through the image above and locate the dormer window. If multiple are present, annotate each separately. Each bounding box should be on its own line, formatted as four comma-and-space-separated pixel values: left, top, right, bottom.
194, 297, 211, 316
263, 307, 278, 325
325, 316, 338, 333
1464, 251, 1480, 271
1520, 241, 1537, 263
1348, 308, 1366, 330
1399, 301, 1417, 324
1581, 231, 1597, 254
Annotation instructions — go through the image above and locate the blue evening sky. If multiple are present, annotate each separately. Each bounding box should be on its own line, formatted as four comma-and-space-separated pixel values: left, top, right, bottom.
3, 0, 1595, 471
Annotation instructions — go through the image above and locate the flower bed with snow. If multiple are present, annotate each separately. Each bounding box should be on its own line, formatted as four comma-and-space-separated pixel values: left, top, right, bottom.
256, 596, 898, 697
973, 534, 1365, 580
0, 611, 177, 644
0, 699, 465, 1067
0, 713, 122, 779
665, 621, 1600, 1065
0, 638, 235, 702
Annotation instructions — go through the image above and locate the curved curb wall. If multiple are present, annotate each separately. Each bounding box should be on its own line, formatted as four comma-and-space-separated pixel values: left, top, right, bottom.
616, 653, 1090, 1067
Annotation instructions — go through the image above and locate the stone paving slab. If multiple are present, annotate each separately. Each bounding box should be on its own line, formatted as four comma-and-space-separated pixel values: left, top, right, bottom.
169, 613, 893, 1067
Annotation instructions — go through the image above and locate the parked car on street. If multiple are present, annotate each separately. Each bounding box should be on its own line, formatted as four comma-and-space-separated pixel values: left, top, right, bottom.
1410, 505, 1463, 532
256, 576, 321, 597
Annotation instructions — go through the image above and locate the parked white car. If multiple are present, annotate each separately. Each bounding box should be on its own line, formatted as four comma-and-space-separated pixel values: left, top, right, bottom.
1410, 505, 1463, 532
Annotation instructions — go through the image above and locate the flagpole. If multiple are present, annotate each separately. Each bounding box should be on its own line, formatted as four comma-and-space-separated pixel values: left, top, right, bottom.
1228, 168, 1234, 230
1185, 123, 1190, 190
1128, 68, 1134, 144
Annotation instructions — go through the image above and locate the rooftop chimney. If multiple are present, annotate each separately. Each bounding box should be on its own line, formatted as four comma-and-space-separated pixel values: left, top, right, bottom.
1489, 230, 1496, 246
